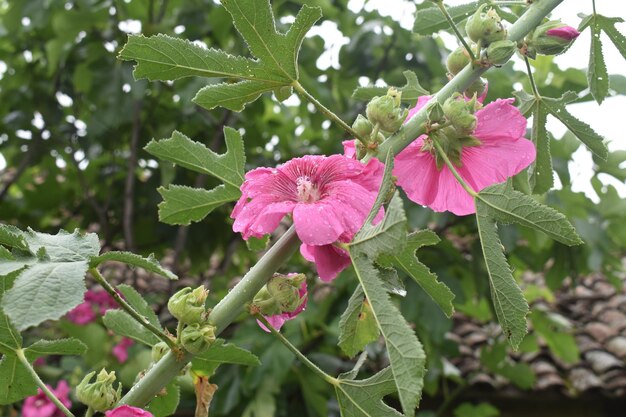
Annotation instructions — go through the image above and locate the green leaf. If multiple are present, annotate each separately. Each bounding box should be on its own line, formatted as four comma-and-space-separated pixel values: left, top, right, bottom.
413, 2, 480, 36
90, 252, 177, 280
2, 261, 89, 331
530, 310, 579, 364
597, 16, 626, 60
191, 339, 260, 376
475, 209, 528, 349
145, 128, 245, 189
0, 271, 21, 354
588, 17, 609, 104
0, 247, 12, 260
193, 80, 277, 112
103, 310, 160, 346
23, 229, 100, 262
156, 184, 241, 226
146, 381, 180, 417
116, 284, 162, 329
335, 367, 403, 417
246, 235, 270, 252
477, 182, 583, 246
379, 231, 454, 318
24, 338, 87, 360
541, 92, 608, 160
0, 224, 28, 251
0, 355, 35, 405
453, 402, 500, 417
338, 285, 380, 358
479, 342, 535, 389
352, 71, 429, 103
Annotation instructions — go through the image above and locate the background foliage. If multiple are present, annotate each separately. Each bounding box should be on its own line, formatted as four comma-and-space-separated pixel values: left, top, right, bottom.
1, 0, 625, 416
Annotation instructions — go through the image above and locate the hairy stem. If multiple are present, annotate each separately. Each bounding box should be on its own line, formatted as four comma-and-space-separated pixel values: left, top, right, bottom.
15, 349, 76, 417
89, 268, 178, 351
292, 81, 361, 140
256, 314, 338, 386
436, 0, 476, 61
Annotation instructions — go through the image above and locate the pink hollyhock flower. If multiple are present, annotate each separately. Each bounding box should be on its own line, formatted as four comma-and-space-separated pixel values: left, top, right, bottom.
257, 279, 308, 332
112, 337, 134, 363
394, 96, 535, 215
22, 380, 71, 417
104, 405, 153, 417
231, 154, 383, 281
66, 289, 119, 325
546, 25, 580, 40
66, 302, 97, 325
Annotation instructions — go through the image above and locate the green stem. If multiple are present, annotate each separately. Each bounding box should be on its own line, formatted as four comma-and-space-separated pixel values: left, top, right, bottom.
176, 321, 184, 344
524, 56, 541, 99
292, 81, 361, 140
436, 1, 477, 62
84, 407, 94, 417
255, 314, 338, 386
592, 0, 596, 15
15, 349, 76, 417
431, 137, 478, 198
89, 268, 177, 351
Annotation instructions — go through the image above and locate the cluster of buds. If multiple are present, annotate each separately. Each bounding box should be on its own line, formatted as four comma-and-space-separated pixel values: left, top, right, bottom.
443, 93, 481, 135
252, 273, 307, 317
168, 286, 216, 354
524, 20, 580, 58
465, 4, 507, 46
76, 369, 122, 412
351, 87, 408, 157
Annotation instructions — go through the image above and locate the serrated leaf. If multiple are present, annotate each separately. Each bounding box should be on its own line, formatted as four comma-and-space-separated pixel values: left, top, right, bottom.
191, 339, 260, 376
541, 92, 608, 160
145, 128, 245, 188
2, 262, 88, 331
597, 16, 626, 60
477, 182, 583, 246
0, 224, 28, 251
194, 79, 277, 112
352, 71, 429, 103
157, 184, 241, 225
116, 284, 162, 329
338, 285, 380, 358
90, 252, 177, 280
379, 231, 454, 318
146, 381, 180, 417
0, 355, 35, 405
24, 229, 99, 262
475, 209, 528, 349
588, 17, 609, 104
103, 310, 160, 346
0, 271, 21, 354
0, 247, 11, 260
413, 2, 480, 36
335, 367, 403, 417
24, 338, 87, 360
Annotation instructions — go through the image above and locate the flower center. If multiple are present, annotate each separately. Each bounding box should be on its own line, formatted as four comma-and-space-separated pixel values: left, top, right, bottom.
296, 176, 320, 203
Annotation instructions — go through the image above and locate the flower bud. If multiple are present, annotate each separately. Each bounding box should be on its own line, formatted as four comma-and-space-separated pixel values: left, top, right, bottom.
465, 5, 507, 46
464, 78, 487, 100
180, 323, 216, 354
426, 101, 445, 124
167, 286, 208, 324
253, 273, 307, 316
485, 40, 516, 66
352, 114, 373, 140
366, 88, 409, 133
151, 341, 169, 362
527, 21, 580, 57
443, 93, 478, 135
76, 369, 122, 412
446, 46, 472, 75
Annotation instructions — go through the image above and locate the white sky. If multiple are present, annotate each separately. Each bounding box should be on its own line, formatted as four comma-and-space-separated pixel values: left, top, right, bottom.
339, 0, 626, 201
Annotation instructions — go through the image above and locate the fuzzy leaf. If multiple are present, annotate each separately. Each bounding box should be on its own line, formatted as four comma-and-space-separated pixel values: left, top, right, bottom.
193, 80, 276, 112
413, 2, 481, 35
597, 16, 626, 60
352, 71, 429, 103
477, 182, 583, 246
475, 207, 529, 349
588, 17, 609, 104
103, 310, 160, 346
338, 285, 380, 358
116, 284, 162, 329
0, 224, 28, 251
0, 355, 35, 405
156, 184, 241, 225
23, 229, 99, 262
24, 338, 87, 360
0, 272, 21, 354
90, 252, 177, 280
335, 367, 403, 417
191, 339, 260, 376
146, 381, 180, 417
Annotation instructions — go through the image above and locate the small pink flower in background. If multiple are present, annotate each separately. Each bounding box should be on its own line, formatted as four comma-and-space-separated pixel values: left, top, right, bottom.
257, 280, 308, 332
546, 25, 580, 40
66, 289, 118, 325
231, 154, 383, 281
112, 337, 135, 363
104, 405, 153, 417
22, 380, 71, 417
394, 96, 535, 215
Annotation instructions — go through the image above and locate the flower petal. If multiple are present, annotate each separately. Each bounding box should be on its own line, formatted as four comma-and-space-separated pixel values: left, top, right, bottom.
474, 99, 527, 142
293, 202, 345, 245
234, 199, 295, 239
300, 243, 351, 282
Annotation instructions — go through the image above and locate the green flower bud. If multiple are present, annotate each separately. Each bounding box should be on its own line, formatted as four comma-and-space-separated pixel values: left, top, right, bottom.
465, 4, 507, 46
76, 369, 122, 412
426, 101, 445, 124
443, 93, 478, 135
151, 341, 169, 362
366, 88, 409, 133
485, 40, 517, 66
168, 286, 209, 324
352, 114, 373, 139
181, 323, 216, 354
464, 77, 487, 99
252, 273, 306, 316
526, 20, 580, 57
446, 46, 472, 75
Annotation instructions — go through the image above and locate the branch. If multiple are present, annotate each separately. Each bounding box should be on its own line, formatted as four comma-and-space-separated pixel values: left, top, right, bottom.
123, 100, 143, 252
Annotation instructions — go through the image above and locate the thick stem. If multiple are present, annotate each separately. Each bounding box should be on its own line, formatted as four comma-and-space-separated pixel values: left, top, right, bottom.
89, 268, 178, 351
255, 314, 338, 386
292, 81, 361, 140
437, 1, 477, 61
15, 349, 76, 417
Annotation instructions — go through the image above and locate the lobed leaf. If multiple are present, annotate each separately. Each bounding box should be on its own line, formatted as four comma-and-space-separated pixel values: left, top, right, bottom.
413, 2, 481, 36
191, 339, 260, 376
23, 229, 99, 262
477, 182, 583, 246
335, 367, 403, 417
588, 17, 609, 104
156, 184, 241, 226
352, 71, 429, 103
193, 80, 276, 112
90, 252, 177, 280
338, 285, 380, 358
146, 381, 180, 417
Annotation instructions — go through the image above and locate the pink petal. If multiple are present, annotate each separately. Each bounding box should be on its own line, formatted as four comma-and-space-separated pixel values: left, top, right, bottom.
300, 243, 351, 282
473, 99, 527, 142
406, 95, 432, 120
233, 199, 295, 239
342, 140, 356, 158
546, 26, 580, 40
293, 202, 345, 245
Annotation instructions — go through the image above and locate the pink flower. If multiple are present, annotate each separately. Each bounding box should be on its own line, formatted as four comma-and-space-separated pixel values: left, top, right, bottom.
66, 289, 119, 325
231, 154, 383, 280
257, 279, 308, 332
546, 25, 580, 40
66, 302, 97, 325
22, 381, 71, 417
112, 337, 134, 363
104, 405, 153, 417
394, 96, 535, 215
